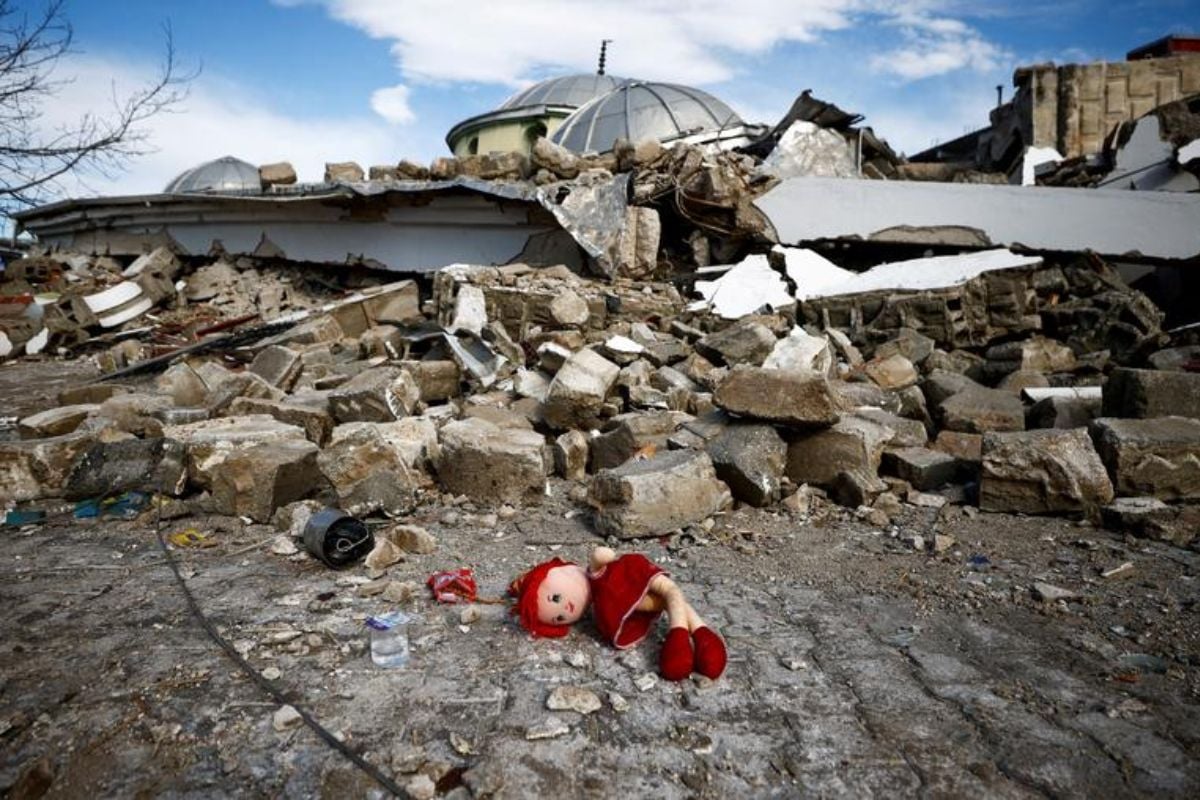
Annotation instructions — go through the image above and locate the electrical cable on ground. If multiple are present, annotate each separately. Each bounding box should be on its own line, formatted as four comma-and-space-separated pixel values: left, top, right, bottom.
153, 499, 407, 797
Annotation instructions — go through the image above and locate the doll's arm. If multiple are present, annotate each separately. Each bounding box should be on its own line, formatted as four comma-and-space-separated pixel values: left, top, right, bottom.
589, 546, 616, 571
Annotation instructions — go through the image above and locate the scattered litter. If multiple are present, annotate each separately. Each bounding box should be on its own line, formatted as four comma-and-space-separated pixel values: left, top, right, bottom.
302, 508, 374, 569
427, 568, 478, 604
168, 529, 215, 549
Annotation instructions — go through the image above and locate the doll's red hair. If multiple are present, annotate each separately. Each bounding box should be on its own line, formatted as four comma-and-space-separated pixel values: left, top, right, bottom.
509, 557, 573, 638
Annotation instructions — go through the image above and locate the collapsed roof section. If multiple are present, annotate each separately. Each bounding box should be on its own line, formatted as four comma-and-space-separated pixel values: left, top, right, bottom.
12, 175, 633, 276
755, 176, 1200, 263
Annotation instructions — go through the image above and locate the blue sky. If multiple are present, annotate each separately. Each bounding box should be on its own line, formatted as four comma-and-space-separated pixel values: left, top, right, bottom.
31, 0, 1200, 196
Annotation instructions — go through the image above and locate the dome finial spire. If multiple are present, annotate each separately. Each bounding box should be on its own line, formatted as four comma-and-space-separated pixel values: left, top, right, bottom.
597, 39, 612, 76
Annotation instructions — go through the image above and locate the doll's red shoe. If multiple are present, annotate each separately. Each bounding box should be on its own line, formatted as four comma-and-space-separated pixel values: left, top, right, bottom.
692, 627, 727, 680
659, 627, 694, 681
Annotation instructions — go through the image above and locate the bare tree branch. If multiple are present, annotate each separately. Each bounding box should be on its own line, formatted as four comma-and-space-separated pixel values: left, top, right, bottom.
0, 0, 195, 216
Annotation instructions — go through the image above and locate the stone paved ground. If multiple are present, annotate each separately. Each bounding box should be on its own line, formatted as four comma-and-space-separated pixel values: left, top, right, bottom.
2, 486, 1198, 799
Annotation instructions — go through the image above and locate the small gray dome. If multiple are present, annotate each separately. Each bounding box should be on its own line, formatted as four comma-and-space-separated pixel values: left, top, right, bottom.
499, 74, 629, 111
550, 81, 746, 154
164, 156, 260, 193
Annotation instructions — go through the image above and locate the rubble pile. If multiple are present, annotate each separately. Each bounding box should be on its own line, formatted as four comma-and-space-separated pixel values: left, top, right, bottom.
0, 246, 357, 365
3, 235, 1197, 552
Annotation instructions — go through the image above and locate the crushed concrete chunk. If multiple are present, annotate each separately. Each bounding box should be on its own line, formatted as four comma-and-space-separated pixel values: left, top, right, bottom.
1090, 417, 1200, 501
980, 429, 1114, 514
438, 417, 546, 504
589, 449, 730, 539
714, 366, 839, 427
543, 349, 620, 431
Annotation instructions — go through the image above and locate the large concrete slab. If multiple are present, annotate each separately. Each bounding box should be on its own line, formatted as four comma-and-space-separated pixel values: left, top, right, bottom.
756, 177, 1200, 261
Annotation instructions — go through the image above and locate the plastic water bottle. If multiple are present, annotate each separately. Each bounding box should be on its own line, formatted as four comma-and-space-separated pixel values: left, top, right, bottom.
367, 611, 411, 668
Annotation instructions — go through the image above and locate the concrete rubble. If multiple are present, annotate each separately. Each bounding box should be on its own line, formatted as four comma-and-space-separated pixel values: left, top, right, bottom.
2, 212, 1197, 553
3, 51, 1200, 795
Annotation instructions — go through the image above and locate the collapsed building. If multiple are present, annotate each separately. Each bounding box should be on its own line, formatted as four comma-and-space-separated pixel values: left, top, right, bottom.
3, 38, 1200, 559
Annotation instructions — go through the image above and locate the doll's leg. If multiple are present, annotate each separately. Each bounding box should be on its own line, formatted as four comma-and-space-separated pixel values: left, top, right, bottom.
647, 575, 693, 680
678, 596, 727, 680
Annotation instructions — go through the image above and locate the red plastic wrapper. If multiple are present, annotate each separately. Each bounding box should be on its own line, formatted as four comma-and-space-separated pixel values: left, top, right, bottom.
427, 568, 478, 604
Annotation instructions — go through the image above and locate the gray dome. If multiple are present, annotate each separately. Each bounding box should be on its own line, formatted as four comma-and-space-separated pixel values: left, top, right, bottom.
164, 156, 260, 193
550, 81, 745, 153
499, 74, 629, 111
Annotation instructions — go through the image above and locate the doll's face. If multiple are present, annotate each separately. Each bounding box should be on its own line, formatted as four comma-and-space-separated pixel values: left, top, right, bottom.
537, 565, 590, 626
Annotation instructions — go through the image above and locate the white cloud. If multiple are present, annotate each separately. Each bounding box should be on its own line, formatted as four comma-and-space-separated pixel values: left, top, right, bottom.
301, 0, 923, 86
870, 13, 1010, 80
30, 54, 424, 201
370, 83, 415, 124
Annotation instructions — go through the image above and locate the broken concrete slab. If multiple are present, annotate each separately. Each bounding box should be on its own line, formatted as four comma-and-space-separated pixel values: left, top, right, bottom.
17, 405, 97, 439
328, 367, 419, 423
762, 328, 833, 375
863, 354, 918, 391
882, 447, 960, 491
437, 417, 546, 505
398, 360, 462, 403
1100, 497, 1198, 547
249, 345, 303, 391
707, 423, 787, 507
938, 385, 1026, 434
785, 416, 893, 489
542, 349, 621, 431
691, 255, 795, 319
695, 321, 777, 367
162, 415, 309, 490
1090, 417, 1200, 501
227, 397, 334, 446
757, 177, 1200, 262
554, 430, 589, 481
714, 366, 840, 428
318, 423, 421, 516
64, 437, 187, 499
589, 411, 676, 472
980, 428, 1114, 514
211, 440, 325, 523
589, 449, 731, 538
851, 408, 928, 448
0, 430, 99, 502
1102, 367, 1200, 420
614, 206, 661, 280
156, 363, 209, 407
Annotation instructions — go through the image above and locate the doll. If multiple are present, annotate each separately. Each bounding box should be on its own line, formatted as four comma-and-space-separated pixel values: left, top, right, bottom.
508, 546, 727, 681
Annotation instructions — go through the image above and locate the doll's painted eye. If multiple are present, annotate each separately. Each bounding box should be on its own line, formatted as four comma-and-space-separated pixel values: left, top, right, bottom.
550, 593, 561, 603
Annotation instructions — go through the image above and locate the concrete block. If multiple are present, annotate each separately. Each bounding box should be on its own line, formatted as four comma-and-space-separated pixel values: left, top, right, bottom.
707, 422, 787, 507
437, 417, 546, 504
590, 411, 676, 472
696, 321, 776, 367
212, 440, 324, 522
980, 428, 1114, 514
17, 405, 97, 439
1090, 416, 1200, 500
589, 449, 731, 538
714, 366, 840, 427
543, 349, 620, 431
1102, 367, 1200, 420
785, 416, 893, 489
328, 367, 419, 423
